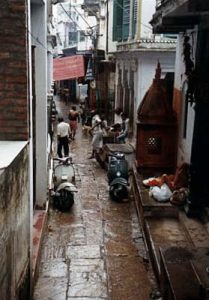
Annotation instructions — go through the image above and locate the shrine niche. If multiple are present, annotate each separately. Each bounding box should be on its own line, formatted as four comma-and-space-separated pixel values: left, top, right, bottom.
136, 62, 177, 170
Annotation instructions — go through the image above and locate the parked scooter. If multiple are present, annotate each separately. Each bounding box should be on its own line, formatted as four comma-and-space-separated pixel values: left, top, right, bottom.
107, 152, 129, 201
51, 156, 77, 211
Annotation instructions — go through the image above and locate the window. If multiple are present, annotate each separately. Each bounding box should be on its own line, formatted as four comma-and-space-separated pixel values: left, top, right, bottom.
122, 0, 130, 40
113, 0, 123, 41
113, 0, 133, 41
69, 31, 77, 44
79, 30, 85, 42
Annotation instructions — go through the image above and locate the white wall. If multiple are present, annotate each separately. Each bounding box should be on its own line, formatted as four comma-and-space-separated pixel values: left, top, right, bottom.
47, 50, 53, 92
174, 30, 197, 164
98, 16, 106, 51
31, 3, 48, 207
141, 0, 156, 38
136, 51, 176, 109
107, 0, 117, 54
115, 50, 176, 140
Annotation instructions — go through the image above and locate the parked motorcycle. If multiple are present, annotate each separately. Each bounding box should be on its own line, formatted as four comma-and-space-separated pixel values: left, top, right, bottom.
51, 156, 77, 211
107, 152, 129, 201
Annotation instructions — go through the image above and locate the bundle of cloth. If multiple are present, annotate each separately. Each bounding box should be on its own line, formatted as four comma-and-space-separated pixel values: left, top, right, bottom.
143, 163, 190, 205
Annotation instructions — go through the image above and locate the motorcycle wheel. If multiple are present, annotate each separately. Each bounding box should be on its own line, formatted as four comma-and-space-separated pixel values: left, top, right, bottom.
109, 183, 128, 202
53, 189, 74, 211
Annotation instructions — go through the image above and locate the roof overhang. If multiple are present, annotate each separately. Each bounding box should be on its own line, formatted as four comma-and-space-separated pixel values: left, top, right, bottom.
151, 0, 209, 33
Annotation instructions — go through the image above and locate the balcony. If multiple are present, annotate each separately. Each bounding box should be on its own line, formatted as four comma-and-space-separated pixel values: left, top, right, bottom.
151, 0, 209, 34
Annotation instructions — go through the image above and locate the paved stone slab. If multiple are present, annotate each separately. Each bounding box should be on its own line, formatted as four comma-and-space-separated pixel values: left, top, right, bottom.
33, 277, 68, 300
105, 240, 139, 257
40, 225, 85, 259
69, 258, 107, 297
41, 241, 67, 260
104, 220, 132, 243
66, 245, 102, 259
39, 259, 68, 277
68, 268, 107, 298
102, 204, 131, 221
83, 211, 104, 244
70, 258, 104, 270
81, 195, 101, 212
65, 224, 86, 246
106, 256, 151, 300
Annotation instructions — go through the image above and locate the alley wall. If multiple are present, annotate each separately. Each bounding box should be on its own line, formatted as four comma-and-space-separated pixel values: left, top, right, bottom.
0, 146, 30, 299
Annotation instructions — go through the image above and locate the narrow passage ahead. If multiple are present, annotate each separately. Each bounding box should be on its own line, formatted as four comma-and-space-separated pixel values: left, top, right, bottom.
33, 99, 157, 300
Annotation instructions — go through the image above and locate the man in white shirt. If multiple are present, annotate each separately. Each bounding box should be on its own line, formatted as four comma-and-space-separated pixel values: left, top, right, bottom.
116, 112, 129, 144
57, 117, 71, 158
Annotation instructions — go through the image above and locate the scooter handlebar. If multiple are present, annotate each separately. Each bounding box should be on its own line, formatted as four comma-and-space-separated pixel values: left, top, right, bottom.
53, 156, 73, 164
108, 152, 125, 159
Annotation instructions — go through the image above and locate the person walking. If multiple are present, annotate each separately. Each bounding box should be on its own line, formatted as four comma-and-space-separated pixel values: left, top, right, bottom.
79, 101, 87, 127
89, 110, 103, 159
57, 117, 71, 158
114, 107, 123, 124
116, 112, 129, 143
68, 106, 79, 140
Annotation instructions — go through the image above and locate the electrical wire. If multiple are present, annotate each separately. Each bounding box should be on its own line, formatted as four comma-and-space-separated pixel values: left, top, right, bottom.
59, 2, 100, 47
60, 3, 84, 31
6, 0, 154, 53
73, 5, 94, 30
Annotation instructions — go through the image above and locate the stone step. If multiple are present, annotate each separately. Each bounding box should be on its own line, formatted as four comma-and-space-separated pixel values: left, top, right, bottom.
159, 246, 209, 300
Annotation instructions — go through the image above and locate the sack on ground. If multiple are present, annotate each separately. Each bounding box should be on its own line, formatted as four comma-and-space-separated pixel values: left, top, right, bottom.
149, 183, 172, 202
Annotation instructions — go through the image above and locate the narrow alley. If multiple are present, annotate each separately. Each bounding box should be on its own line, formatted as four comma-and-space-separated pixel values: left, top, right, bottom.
33, 99, 158, 300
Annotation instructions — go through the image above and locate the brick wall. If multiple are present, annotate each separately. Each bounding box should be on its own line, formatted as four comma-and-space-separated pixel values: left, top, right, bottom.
0, 0, 29, 140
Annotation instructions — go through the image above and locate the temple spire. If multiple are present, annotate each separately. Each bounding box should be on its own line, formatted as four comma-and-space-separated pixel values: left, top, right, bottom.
155, 60, 161, 82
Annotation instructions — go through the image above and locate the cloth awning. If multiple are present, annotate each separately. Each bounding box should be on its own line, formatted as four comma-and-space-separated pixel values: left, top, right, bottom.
53, 55, 85, 81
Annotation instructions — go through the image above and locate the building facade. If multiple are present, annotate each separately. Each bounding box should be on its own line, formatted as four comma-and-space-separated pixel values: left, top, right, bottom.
54, 0, 96, 55
151, 0, 209, 214
111, 0, 176, 140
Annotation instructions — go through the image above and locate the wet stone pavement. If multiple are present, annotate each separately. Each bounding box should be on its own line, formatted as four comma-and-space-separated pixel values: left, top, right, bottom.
33, 99, 158, 300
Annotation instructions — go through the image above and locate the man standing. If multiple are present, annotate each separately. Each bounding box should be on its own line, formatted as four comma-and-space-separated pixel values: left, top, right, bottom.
89, 111, 103, 159
57, 117, 71, 158
68, 106, 79, 140
116, 112, 129, 143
